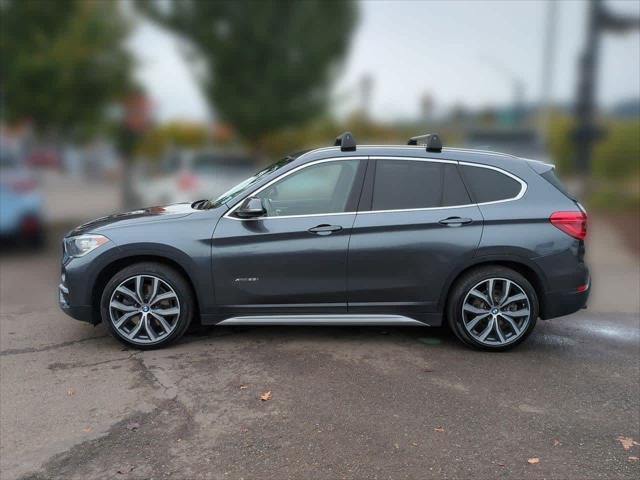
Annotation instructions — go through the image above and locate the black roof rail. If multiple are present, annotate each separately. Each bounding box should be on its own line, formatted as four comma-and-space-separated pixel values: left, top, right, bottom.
334, 131, 356, 151
407, 133, 442, 153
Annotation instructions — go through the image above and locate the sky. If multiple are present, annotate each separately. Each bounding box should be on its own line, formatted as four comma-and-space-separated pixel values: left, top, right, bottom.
128, 0, 640, 123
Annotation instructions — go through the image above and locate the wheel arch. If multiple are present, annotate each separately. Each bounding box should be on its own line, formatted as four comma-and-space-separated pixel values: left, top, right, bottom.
439, 255, 547, 313
91, 253, 201, 325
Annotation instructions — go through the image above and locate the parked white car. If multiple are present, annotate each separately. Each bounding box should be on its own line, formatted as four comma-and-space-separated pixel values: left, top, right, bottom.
134, 149, 255, 207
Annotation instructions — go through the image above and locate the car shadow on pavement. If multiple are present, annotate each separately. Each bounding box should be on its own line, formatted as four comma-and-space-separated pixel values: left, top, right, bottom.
179, 323, 461, 349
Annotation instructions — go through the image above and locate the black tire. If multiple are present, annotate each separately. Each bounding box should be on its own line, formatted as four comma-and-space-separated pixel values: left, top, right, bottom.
100, 262, 194, 349
446, 266, 538, 351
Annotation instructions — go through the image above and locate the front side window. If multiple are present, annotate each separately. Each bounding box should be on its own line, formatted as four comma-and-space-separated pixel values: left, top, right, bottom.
460, 165, 522, 203
256, 160, 361, 217
371, 160, 470, 211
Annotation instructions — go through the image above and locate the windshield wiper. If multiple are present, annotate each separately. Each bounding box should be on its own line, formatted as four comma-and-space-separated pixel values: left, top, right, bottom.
191, 199, 212, 210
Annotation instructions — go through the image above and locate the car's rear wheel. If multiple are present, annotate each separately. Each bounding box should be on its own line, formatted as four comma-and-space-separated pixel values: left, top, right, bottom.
100, 262, 193, 349
447, 266, 538, 351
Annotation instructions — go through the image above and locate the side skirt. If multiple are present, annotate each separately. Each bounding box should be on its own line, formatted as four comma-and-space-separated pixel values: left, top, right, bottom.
215, 314, 430, 327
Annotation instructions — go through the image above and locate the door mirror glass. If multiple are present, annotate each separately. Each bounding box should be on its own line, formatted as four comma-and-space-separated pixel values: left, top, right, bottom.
235, 197, 266, 218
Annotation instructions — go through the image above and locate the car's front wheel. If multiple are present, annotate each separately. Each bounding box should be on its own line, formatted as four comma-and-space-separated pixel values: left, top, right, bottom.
447, 266, 538, 351
100, 262, 194, 349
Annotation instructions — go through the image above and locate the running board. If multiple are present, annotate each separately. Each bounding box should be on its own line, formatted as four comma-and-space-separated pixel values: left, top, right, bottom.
217, 314, 429, 327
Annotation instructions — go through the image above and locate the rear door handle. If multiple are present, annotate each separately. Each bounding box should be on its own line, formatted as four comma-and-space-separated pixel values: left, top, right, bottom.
308, 224, 343, 235
439, 216, 473, 227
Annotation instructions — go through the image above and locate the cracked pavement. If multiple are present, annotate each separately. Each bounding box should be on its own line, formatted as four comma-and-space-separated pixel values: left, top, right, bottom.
1, 220, 639, 479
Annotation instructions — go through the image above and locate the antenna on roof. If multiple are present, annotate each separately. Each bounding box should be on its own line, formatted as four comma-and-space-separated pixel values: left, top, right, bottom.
407, 133, 442, 153
334, 131, 356, 152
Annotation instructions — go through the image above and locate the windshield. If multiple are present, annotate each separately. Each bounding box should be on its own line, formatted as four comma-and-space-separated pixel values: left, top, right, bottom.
211, 156, 296, 207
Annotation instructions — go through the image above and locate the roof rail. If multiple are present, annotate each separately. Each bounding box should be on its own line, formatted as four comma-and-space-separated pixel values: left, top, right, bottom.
407, 133, 442, 153
334, 131, 356, 151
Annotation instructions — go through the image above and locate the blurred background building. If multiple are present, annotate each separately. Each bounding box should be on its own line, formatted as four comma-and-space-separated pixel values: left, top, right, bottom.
0, 0, 638, 270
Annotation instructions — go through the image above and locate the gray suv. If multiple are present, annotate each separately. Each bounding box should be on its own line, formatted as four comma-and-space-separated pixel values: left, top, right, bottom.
59, 132, 590, 351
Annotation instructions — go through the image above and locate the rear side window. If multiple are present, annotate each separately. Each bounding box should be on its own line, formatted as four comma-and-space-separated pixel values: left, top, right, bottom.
372, 160, 470, 210
460, 165, 522, 203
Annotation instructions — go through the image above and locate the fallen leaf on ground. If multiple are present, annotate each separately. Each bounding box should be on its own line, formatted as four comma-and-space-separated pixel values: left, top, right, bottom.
260, 391, 272, 401
434, 427, 445, 433
126, 421, 140, 431
82, 426, 92, 433
497, 462, 505, 467
617, 436, 639, 451
116, 466, 135, 475
629, 456, 639, 462
239, 385, 248, 390
527, 458, 540, 465
553, 439, 561, 446
67, 388, 75, 397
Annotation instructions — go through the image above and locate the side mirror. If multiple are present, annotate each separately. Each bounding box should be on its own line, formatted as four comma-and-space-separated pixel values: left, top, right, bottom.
235, 197, 266, 218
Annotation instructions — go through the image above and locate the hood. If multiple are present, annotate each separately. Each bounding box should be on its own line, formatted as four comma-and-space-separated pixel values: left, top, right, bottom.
67, 203, 197, 237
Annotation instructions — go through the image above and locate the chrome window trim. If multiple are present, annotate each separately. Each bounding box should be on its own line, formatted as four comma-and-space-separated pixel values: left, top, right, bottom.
224, 156, 367, 221
223, 156, 527, 221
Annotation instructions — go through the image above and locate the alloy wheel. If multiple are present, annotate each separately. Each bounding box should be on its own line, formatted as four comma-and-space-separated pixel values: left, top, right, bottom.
461, 277, 531, 347
109, 275, 180, 345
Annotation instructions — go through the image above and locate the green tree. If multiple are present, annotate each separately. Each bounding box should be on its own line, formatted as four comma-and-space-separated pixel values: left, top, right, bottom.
0, 0, 134, 139
138, 0, 358, 145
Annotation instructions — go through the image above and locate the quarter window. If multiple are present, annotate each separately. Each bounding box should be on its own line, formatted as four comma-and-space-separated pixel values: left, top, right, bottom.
371, 160, 470, 211
460, 165, 522, 203
256, 160, 361, 217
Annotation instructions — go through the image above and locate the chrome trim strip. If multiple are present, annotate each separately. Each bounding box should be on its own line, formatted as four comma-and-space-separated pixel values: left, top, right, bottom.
217, 314, 429, 326
223, 156, 527, 221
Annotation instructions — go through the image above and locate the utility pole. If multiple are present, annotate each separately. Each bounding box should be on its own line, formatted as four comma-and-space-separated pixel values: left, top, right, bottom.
540, 0, 558, 146
572, 0, 640, 181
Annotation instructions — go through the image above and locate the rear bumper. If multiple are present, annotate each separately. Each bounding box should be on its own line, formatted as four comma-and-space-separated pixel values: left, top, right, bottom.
540, 277, 590, 320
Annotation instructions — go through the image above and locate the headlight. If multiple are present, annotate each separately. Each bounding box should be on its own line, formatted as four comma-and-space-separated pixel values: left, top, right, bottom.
64, 234, 110, 257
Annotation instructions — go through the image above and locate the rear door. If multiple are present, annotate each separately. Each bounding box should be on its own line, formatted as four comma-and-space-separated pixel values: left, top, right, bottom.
347, 157, 483, 316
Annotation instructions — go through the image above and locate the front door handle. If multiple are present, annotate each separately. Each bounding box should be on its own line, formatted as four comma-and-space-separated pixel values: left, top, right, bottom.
308, 224, 343, 235
439, 216, 473, 227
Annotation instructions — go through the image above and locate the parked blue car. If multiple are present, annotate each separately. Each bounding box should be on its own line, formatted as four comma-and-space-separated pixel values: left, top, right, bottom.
0, 151, 45, 246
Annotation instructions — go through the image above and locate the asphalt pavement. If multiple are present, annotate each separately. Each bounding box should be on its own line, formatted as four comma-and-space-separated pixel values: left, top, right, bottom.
1, 217, 639, 480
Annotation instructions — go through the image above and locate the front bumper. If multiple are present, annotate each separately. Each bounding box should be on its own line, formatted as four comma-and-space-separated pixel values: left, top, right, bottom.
58, 238, 122, 325
59, 273, 94, 323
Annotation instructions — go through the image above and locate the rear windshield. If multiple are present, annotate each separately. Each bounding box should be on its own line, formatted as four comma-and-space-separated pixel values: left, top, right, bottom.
541, 169, 575, 200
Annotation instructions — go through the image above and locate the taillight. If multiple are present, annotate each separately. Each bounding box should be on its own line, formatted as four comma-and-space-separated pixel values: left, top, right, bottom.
550, 211, 587, 240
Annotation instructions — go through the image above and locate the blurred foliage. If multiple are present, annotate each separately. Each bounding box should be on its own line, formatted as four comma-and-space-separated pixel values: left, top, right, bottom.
593, 119, 640, 179
0, 0, 133, 139
261, 112, 459, 162
588, 186, 640, 210
137, 121, 208, 158
137, 0, 357, 146
547, 113, 640, 179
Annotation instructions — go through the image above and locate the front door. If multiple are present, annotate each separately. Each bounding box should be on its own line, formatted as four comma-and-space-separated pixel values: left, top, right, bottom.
212, 158, 367, 316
